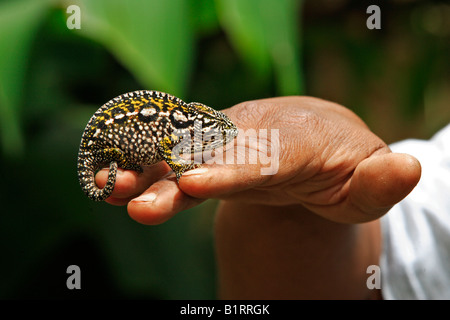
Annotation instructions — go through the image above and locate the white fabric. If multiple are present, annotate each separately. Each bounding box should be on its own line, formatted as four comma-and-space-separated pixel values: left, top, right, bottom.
380, 124, 450, 299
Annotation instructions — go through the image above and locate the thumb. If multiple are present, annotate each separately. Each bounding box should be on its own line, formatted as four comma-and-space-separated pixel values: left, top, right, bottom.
341, 153, 421, 223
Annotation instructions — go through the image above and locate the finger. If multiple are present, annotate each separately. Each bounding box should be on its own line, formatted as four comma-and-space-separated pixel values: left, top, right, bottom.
127, 174, 205, 225
178, 135, 276, 199
331, 153, 421, 223
95, 162, 171, 205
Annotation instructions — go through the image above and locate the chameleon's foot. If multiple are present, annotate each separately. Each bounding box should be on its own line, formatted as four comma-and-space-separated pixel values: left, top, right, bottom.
174, 163, 202, 182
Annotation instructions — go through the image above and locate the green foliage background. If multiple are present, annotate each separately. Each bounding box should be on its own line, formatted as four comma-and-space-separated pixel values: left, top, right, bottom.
0, 0, 448, 298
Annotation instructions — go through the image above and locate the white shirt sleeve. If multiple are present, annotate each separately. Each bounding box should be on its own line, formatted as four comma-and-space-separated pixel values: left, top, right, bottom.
380, 124, 450, 299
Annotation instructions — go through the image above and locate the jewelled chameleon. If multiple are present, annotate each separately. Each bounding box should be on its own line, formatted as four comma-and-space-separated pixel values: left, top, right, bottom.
77, 90, 238, 201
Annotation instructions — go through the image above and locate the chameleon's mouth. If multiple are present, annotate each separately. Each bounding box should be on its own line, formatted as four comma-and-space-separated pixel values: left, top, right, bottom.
224, 127, 239, 144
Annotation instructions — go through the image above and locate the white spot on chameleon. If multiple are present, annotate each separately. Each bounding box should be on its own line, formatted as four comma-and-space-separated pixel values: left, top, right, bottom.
93, 128, 101, 138
173, 110, 188, 122
140, 107, 157, 117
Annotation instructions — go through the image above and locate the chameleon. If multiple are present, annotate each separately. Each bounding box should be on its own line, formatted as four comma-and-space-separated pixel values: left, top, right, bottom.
77, 90, 238, 201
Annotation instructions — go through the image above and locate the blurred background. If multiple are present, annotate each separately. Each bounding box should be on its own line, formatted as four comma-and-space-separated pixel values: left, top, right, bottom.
0, 0, 449, 299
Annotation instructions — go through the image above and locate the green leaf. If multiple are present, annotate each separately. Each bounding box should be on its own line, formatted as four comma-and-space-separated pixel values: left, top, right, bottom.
215, 0, 271, 79
0, 0, 51, 158
75, 0, 194, 97
188, 0, 220, 36
216, 0, 304, 95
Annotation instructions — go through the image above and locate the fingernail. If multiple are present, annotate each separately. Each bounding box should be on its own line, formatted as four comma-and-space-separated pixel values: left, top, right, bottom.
132, 192, 157, 203
182, 167, 209, 176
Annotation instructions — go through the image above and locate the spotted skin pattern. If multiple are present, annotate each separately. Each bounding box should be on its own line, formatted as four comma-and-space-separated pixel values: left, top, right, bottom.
77, 90, 238, 201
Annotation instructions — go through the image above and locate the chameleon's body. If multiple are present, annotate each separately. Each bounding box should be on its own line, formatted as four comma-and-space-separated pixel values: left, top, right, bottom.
77, 90, 238, 201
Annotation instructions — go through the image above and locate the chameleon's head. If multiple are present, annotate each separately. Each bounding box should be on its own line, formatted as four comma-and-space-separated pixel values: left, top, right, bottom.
188, 102, 238, 150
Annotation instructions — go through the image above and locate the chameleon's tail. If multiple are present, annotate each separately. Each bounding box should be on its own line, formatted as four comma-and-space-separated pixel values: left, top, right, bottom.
77, 160, 118, 201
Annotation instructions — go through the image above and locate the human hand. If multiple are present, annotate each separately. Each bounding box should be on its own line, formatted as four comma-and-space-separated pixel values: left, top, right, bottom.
96, 96, 421, 225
